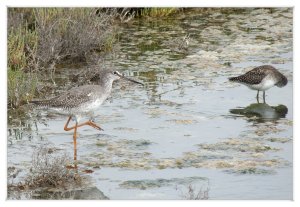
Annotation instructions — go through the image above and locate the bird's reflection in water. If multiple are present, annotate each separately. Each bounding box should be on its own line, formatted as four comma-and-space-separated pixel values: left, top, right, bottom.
230, 103, 288, 123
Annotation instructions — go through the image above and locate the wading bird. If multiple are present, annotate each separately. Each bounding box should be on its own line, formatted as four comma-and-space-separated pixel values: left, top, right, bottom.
31, 70, 143, 160
229, 65, 287, 103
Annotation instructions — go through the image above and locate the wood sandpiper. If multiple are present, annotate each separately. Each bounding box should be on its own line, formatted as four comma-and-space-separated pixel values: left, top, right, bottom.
229, 65, 288, 103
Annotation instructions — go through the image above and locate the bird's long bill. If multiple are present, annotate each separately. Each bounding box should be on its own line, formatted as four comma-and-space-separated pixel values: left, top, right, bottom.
117, 74, 144, 86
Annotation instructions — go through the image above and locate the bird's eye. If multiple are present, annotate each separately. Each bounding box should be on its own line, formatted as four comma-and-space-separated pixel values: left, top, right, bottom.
113, 71, 118, 75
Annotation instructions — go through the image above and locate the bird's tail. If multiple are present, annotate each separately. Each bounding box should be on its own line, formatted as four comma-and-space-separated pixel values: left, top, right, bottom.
29, 100, 50, 108
228, 76, 239, 82
275, 75, 288, 88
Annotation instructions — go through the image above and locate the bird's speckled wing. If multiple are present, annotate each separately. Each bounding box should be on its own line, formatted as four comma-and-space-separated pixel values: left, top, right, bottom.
229, 66, 270, 85
31, 85, 97, 109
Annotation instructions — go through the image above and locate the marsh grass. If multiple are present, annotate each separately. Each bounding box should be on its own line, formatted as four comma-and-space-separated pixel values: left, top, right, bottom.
8, 146, 81, 190
33, 8, 120, 68
182, 184, 210, 200
140, 8, 179, 18
8, 69, 37, 109
8, 22, 38, 72
8, 8, 121, 70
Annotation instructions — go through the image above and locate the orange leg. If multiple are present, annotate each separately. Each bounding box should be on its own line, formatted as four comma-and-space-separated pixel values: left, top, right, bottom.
64, 116, 73, 131
64, 116, 104, 131
73, 121, 78, 162
63, 116, 103, 169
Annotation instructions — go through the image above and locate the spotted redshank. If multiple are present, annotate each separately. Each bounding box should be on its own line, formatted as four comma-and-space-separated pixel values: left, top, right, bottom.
30, 70, 143, 160
229, 65, 288, 102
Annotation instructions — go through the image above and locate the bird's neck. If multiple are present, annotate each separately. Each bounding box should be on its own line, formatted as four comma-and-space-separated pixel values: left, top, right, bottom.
102, 79, 114, 93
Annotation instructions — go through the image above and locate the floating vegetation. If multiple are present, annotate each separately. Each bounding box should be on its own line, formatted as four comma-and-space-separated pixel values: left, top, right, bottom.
198, 138, 279, 153
113, 127, 138, 132
253, 124, 285, 136
267, 137, 292, 143
119, 176, 210, 199
80, 135, 287, 172
120, 179, 164, 189
225, 167, 276, 175
166, 119, 197, 124
119, 176, 208, 190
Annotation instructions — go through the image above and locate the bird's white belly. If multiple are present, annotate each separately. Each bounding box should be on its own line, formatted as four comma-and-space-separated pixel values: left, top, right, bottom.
246, 78, 276, 91
82, 98, 104, 112
47, 99, 102, 115
48, 107, 70, 115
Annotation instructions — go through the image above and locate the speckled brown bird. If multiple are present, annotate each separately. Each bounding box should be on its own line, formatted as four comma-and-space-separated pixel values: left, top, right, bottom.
229, 65, 288, 102
30, 70, 143, 160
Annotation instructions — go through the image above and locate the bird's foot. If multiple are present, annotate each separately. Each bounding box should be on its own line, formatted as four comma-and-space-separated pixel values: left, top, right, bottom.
88, 121, 104, 131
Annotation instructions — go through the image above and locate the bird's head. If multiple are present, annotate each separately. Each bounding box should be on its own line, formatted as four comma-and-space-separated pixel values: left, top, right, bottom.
110, 70, 144, 85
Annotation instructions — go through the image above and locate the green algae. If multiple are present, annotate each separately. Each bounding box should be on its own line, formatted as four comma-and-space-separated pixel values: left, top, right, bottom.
119, 176, 208, 190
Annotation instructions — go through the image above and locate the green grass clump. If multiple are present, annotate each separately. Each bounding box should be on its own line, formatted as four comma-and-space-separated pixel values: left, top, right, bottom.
140, 8, 179, 18
8, 26, 38, 72
7, 13, 38, 108
8, 8, 39, 72
8, 68, 37, 109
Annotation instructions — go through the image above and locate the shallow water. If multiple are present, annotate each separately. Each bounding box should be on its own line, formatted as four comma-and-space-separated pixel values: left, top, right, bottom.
7, 8, 293, 200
